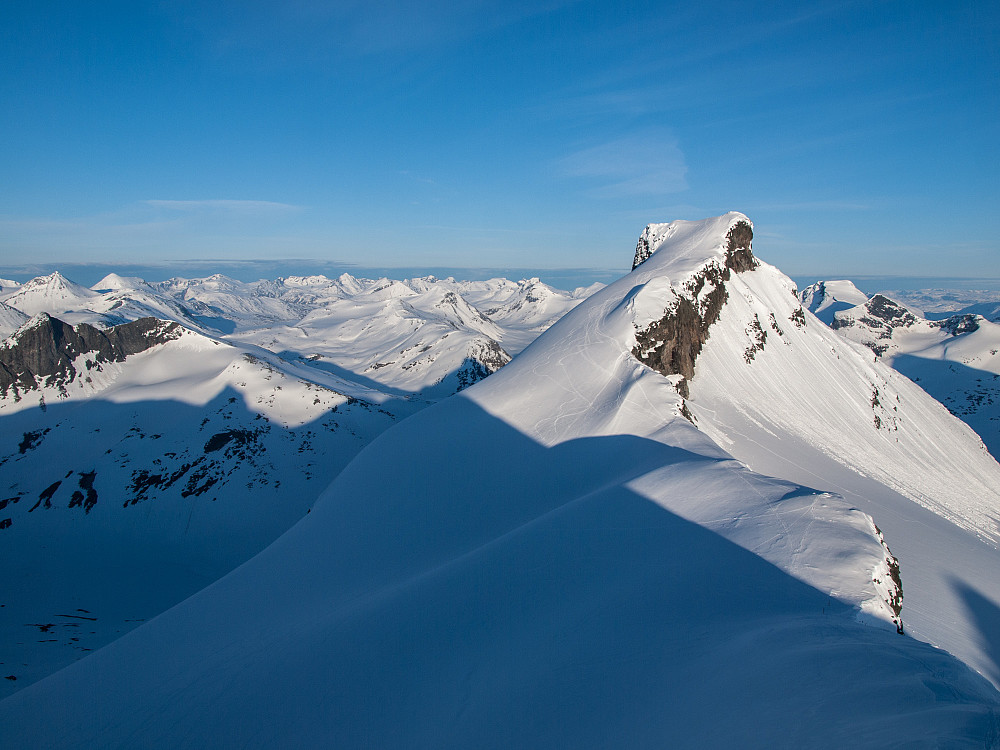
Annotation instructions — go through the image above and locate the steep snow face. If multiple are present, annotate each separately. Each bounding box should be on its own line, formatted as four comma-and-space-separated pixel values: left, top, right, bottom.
679, 264, 1000, 688
693, 279, 1000, 543
818, 292, 1000, 460
800, 279, 870, 324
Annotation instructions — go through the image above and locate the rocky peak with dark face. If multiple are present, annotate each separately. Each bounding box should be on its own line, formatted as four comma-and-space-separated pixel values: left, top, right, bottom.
0, 315, 182, 399
632, 220, 758, 397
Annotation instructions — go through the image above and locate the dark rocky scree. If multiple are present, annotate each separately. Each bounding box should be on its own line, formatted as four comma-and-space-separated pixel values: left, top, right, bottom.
0, 315, 182, 399
632, 221, 758, 398
933, 314, 980, 336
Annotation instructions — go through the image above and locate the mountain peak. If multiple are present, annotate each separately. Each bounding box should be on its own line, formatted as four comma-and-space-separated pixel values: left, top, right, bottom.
91, 273, 148, 292
629, 214, 757, 396
632, 212, 754, 271
800, 280, 869, 325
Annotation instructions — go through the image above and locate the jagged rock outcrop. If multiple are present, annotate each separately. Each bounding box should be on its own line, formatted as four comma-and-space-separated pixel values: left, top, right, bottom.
632, 220, 758, 396
0, 314, 182, 399
632, 232, 653, 270
456, 339, 510, 391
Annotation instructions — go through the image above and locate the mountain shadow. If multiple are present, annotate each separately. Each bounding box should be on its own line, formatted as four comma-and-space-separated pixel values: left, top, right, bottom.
1, 397, 998, 748
891, 353, 1000, 459
954, 580, 1000, 688
0, 384, 408, 698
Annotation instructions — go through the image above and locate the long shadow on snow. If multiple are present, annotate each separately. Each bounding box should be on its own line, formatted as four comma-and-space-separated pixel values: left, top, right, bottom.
0, 385, 408, 698
953, 580, 1000, 688
1, 396, 998, 748
891, 353, 1000, 459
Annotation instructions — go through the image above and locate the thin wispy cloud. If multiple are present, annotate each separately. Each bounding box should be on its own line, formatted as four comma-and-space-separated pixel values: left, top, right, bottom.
144, 200, 303, 215
560, 131, 688, 198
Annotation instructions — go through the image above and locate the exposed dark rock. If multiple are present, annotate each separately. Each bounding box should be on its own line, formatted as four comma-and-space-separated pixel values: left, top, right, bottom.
872, 522, 904, 634
127, 463, 194, 506
29, 481, 62, 512
632, 221, 757, 391
632, 234, 653, 270
789, 307, 807, 327
66, 471, 98, 513
743, 314, 767, 363
859, 295, 917, 329
18, 429, 49, 454
456, 340, 510, 392
768, 313, 784, 337
724, 221, 757, 272
934, 314, 980, 336
0, 315, 182, 399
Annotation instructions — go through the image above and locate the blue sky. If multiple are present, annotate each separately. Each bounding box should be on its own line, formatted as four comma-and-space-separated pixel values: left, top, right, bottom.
2, 1, 998, 282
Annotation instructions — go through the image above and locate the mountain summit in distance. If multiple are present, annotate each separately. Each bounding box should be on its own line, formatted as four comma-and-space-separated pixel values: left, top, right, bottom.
3, 213, 999, 748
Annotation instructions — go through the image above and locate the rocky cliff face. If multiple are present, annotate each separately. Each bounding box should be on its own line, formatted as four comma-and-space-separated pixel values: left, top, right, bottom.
632, 220, 757, 397
0, 315, 182, 399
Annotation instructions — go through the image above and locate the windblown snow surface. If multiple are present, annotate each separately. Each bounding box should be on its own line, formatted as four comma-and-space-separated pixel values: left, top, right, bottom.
2, 214, 1000, 748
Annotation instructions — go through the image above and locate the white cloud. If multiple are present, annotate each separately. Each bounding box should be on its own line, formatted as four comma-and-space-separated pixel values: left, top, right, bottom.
560, 131, 688, 197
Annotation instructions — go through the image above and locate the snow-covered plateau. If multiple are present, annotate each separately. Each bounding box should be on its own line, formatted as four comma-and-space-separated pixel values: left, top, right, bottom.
2, 215, 1000, 747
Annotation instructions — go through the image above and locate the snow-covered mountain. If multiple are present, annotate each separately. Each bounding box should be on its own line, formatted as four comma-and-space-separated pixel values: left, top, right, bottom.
0, 272, 101, 322
0, 312, 414, 697
1, 271, 591, 398
4, 214, 998, 747
0, 272, 595, 697
799, 278, 870, 324
807, 289, 1000, 459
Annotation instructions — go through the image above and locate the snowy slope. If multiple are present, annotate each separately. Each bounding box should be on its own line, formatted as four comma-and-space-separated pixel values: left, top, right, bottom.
0, 301, 28, 339
0, 315, 410, 697
0, 272, 101, 321
4, 214, 999, 747
824, 294, 1000, 459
